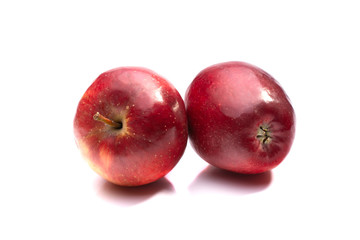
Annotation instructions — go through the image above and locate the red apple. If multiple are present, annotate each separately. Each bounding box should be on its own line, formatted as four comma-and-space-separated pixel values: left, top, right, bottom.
185, 61, 295, 174
74, 67, 188, 186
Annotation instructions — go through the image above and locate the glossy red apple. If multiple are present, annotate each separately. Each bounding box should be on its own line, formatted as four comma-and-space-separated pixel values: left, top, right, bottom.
74, 67, 188, 186
185, 61, 295, 174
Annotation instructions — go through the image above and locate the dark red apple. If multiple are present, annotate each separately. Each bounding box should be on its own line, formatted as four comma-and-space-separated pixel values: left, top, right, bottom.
74, 67, 188, 186
185, 61, 295, 174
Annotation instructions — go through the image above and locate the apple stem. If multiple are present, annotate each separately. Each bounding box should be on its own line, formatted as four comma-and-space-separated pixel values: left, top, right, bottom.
93, 112, 122, 129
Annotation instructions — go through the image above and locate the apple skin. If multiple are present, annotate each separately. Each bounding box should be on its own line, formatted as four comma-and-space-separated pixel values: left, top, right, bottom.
74, 67, 188, 186
185, 61, 295, 174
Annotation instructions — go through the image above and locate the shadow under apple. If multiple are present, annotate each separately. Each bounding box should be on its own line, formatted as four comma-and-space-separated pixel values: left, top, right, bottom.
96, 177, 175, 207
188, 165, 272, 195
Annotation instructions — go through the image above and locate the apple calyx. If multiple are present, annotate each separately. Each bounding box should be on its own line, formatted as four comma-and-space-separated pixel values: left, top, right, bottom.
256, 125, 272, 145
93, 112, 122, 129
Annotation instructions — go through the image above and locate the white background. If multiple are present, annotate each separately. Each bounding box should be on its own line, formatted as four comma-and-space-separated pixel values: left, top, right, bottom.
1, 0, 359, 239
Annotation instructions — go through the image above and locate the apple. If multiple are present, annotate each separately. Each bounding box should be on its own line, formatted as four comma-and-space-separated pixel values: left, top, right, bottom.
185, 61, 295, 174
74, 67, 188, 186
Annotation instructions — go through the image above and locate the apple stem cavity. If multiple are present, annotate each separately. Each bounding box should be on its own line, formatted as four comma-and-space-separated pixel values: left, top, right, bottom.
93, 112, 122, 129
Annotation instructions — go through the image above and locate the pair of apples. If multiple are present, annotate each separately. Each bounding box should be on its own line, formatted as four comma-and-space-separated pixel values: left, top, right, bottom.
74, 61, 295, 187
